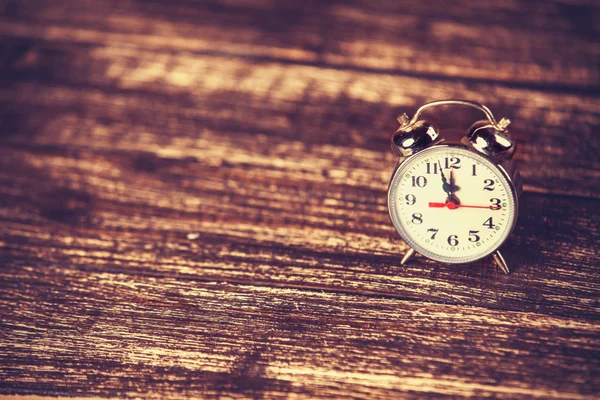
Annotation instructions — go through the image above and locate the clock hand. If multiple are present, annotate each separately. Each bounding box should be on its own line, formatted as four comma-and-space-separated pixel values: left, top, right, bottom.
448, 167, 460, 193
429, 201, 459, 210
439, 160, 447, 184
428, 202, 501, 210
438, 160, 452, 194
445, 194, 460, 206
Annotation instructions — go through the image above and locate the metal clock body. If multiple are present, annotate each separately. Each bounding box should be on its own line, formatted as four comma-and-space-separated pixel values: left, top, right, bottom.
387, 100, 521, 273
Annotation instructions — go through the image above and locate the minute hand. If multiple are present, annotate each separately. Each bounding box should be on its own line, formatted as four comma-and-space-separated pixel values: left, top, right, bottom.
438, 161, 452, 193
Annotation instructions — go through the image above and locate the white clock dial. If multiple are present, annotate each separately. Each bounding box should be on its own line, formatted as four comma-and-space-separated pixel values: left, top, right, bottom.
388, 145, 518, 264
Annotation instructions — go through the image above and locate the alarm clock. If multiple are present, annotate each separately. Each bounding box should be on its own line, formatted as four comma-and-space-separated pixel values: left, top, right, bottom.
387, 100, 521, 274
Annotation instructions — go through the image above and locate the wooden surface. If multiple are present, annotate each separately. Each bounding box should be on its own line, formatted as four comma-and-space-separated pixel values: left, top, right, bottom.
1, 0, 599, 398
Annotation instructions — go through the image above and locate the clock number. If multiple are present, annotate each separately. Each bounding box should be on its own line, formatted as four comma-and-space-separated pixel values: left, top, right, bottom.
468, 230, 480, 242
483, 179, 495, 191
472, 164, 477, 176
444, 157, 461, 169
425, 162, 439, 175
412, 213, 423, 224
483, 217, 495, 229
427, 228, 439, 240
447, 235, 459, 246
490, 198, 501, 210
411, 176, 427, 188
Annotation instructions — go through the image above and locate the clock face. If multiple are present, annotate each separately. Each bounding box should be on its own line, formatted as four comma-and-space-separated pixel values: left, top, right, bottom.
388, 145, 518, 264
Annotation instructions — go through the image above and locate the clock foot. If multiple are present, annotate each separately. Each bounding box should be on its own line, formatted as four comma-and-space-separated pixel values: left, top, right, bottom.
401, 248, 416, 265
492, 251, 510, 274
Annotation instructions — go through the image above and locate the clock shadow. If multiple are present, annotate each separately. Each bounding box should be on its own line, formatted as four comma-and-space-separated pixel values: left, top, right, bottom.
495, 192, 570, 273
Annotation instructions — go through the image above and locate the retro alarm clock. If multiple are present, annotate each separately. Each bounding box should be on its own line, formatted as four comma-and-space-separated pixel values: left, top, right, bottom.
387, 100, 521, 274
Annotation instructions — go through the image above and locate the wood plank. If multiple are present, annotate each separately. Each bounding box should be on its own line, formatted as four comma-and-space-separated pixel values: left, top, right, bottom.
0, 1, 598, 399
0, 139, 598, 319
0, 0, 598, 88
1, 42, 599, 198
1, 265, 598, 399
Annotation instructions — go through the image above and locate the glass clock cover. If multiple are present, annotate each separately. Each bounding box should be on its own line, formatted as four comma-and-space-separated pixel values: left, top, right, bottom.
388, 145, 518, 264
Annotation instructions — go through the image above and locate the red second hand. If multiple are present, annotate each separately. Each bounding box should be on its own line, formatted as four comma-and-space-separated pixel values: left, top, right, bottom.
428, 202, 501, 210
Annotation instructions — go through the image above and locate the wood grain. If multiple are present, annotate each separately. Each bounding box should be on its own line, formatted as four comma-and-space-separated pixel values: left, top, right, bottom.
0, 142, 599, 319
1, 265, 599, 399
0, 0, 599, 398
0, 41, 599, 198
0, 0, 598, 87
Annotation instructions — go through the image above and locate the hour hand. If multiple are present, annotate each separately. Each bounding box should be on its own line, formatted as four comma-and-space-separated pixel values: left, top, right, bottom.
439, 161, 460, 194
448, 167, 460, 193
